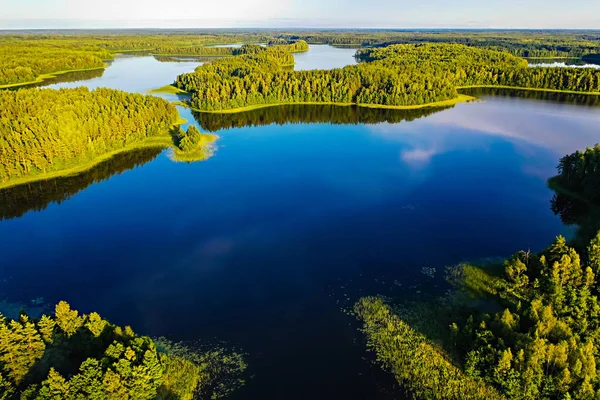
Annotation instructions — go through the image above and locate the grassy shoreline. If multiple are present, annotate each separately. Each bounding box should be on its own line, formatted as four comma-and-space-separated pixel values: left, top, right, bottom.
149, 85, 189, 95
457, 84, 600, 96
0, 136, 174, 190
191, 94, 476, 114
0, 66, 107, 89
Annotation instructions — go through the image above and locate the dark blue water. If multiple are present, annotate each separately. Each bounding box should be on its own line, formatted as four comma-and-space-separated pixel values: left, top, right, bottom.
2, 49, 600, 399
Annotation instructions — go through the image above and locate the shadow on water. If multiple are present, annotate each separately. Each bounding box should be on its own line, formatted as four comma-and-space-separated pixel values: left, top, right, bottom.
460, 87, 600, 107
0, 147, 162, 221
193, 103, 452, 132
6, 68, 106, 90
550, 184, 600, 251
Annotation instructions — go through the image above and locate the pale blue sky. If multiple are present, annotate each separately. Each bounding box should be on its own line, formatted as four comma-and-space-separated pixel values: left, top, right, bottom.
1, 0, 599, 29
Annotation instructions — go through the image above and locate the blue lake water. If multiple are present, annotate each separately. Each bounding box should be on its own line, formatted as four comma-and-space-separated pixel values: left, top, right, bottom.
2, 46, 600, 399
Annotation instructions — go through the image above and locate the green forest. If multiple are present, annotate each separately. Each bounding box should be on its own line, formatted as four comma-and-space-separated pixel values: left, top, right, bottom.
0, 302, 245, 400
175, 43, 600, 112
278, 30, 600, 58
357, 233, 600, 399
0, 88, 179, 186
0, 88, 216, 187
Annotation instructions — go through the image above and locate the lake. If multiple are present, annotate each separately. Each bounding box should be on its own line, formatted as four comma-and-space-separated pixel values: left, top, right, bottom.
2, 45, 600, 399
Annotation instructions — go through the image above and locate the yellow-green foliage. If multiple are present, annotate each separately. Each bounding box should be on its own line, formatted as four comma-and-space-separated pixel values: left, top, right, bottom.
0, 43, 108, 86
280, 30, 600, 58
0, 302, 246, 400
364, 231, 600, 400
354, 297, 505, 400
178, 42, 600, 112
0, 87, 180, 184
0, 33, 277, 86
157, 354, 203, 400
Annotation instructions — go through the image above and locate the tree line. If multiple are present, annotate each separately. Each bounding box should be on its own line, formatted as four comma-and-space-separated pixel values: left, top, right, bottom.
279, 30, 600, 58
0, 34, 277, 86
0, 301, 245, 399
176, 43, 600, 112
0, 44, 109, 86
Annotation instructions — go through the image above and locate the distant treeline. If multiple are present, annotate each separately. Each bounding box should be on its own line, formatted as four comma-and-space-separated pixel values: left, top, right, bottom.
0, 34, 289, 86
176, 43, 600, 112
278, 30, 600, 58
3, 31, 600, 86
0, 44, 108, 86
194, 103, 450, 132
356, 45, 600, 92
0, 87, 179, 184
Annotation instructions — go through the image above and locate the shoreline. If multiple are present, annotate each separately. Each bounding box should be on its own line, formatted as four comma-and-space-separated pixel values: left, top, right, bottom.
0, 136, 173, 190
0, 66, 107, 90
0, 114, 188, 191
190, 94, 476, 114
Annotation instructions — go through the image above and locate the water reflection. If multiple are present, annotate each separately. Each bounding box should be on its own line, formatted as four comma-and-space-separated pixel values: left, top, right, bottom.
461, 87, 600, 107
432, 88, 600, 157
6, 68, 105, 90
194, 103, 451, 132
0, 148, 162, 221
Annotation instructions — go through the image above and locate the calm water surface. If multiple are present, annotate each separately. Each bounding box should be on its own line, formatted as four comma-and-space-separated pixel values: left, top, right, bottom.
293, 44, 357, 70
2, 46, 600, 399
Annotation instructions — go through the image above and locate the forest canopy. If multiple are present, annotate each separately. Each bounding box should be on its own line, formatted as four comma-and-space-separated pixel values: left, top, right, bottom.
175, 43, 600, 112
0, 87, 180, 186
0, 301, 246, 400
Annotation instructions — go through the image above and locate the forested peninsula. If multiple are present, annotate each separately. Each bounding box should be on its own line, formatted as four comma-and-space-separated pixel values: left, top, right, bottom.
0, 88, 214, 188
0, 302, 245, 400
175, 43, 600, 113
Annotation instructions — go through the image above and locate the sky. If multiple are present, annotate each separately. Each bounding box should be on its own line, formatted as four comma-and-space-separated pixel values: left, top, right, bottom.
0, 0, 599, 29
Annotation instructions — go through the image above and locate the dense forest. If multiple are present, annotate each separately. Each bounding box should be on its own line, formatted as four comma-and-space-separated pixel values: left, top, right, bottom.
176, 43, 600, 112
0, 87, 181, 186
0, 301, 245, 399
0, 44, 109, 86
3, 30, 599, 86
357, 231, 600, 399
